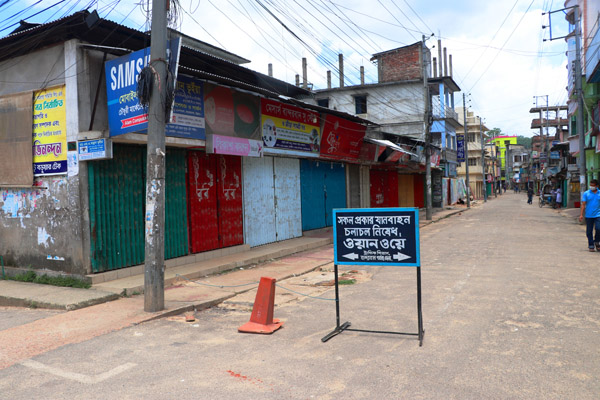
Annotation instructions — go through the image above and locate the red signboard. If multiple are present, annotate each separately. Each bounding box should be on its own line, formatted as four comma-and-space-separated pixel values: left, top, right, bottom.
204, 83, 261, 140
319, 114, 366, 160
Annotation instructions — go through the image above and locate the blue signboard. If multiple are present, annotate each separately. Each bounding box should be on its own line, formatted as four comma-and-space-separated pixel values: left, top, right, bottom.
78, 139, 113, 161
333, 208, 420, 267
550, 151, 560, 160
168, 75, 205, 139
105, 39, 184, 137
456, 133, 465, 162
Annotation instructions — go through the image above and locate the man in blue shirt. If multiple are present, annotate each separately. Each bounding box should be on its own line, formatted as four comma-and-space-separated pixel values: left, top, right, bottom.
579, 179, 600, 251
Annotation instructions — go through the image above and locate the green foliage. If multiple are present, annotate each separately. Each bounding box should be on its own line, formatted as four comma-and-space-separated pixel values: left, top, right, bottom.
9, 270, 91, 289
517, 135, 532, 149
338, 279, 357, 285
488, 127, 502, 138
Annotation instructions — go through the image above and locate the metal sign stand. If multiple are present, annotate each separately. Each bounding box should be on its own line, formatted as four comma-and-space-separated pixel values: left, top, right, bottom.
321, 209, 425, 347
321, 263, 424, 346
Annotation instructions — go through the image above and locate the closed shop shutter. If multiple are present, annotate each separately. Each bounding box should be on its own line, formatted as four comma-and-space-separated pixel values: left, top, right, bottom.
413, 174, 425, 208
398, 174, 415, 207
188, 152, 244, 252
217, 155, 243, 248
347, 164, 361, 208
324, 162, 346, 226
243, 156, 277, 247
89, 145, 188, 272
274, 157, 302, 241
188, 151, 219, 253
370, 169, 399, 208
300, 159, 347, 230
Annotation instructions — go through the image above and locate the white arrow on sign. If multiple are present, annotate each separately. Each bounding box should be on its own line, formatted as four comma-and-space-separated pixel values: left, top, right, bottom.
393, 253, 411, 261
343, 253, 359, 260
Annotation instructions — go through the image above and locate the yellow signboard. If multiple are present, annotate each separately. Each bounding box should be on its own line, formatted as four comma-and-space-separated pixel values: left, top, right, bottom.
32, 85, 67, 175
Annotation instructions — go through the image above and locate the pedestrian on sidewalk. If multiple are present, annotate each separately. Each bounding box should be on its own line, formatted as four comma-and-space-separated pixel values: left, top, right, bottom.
555, 187, 562, 209
579, 179, 600, 252
527, 186, 533, 204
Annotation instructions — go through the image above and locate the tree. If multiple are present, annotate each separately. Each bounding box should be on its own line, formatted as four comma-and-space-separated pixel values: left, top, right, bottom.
517, 135, 532, 149
488, 127, 501, 139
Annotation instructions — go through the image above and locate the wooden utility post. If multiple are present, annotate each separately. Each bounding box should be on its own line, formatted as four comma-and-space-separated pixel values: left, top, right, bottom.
144, 0, 168, 312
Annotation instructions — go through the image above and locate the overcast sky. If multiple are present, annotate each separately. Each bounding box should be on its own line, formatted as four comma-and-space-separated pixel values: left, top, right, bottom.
6, 0, 570, 137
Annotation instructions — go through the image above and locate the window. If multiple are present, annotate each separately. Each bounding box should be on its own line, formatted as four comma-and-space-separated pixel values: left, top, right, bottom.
317, 98, 329, 108
468, 158, 478, 166
468, 133, 477, 143
354, 95, 367, 114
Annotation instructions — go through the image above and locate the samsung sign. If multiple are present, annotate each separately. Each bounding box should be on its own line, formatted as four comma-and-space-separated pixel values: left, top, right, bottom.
105, 39, 181, 137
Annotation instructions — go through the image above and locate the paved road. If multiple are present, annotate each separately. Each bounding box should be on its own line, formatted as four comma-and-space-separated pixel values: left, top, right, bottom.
1, 193, 598, 399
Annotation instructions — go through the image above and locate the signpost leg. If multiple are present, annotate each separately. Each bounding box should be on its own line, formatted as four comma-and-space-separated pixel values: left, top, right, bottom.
417, 267, 424, 346
321, 264, 351, 342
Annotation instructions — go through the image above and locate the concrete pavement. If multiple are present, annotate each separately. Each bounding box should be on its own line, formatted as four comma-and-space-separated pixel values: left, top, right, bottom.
0, 205, 468, 371
1, 192, 598, 399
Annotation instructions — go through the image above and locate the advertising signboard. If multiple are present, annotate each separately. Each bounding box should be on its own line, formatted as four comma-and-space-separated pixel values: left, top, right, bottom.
78, 139, 113, 161
319, 114, 365, 160
261, 98, 320, 157
105, 38, 181, 137
456, 133, 465, 162
204, 83, 261, 140
33, 85, 67, 176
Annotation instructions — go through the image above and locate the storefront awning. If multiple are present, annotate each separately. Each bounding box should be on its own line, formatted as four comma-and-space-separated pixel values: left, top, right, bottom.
363, 137, 419, 158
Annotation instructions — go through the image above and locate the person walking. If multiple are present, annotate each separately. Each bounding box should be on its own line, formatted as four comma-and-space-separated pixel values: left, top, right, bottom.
555, 187, 562, 209
527, 186, 533, 204
579, 179, 600, 252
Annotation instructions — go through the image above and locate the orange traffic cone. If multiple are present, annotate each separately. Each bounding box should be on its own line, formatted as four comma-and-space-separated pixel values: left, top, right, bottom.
238, 277, 283, 334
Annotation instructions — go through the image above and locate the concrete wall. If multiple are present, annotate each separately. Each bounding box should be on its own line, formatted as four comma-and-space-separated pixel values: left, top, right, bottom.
312, 82, 425, 137
0, 40, 102, 276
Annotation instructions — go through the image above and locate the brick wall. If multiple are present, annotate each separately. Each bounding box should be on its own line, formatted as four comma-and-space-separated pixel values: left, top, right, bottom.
375, 43, 422, 83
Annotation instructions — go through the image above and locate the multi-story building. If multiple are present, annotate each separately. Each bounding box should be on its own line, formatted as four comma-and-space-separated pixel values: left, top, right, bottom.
307, 40, 462, 207
490, 136, 518, 186
456, 108, 489, 199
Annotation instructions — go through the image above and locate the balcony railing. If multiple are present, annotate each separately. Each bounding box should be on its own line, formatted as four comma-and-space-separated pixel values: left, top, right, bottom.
431, 102, 459, 121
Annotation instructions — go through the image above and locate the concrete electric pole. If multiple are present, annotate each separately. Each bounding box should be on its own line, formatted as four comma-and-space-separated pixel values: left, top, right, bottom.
144, 0, 168, 312
462, 93, 470, 208
423, 35, 432, 220
480, 118, 486, 202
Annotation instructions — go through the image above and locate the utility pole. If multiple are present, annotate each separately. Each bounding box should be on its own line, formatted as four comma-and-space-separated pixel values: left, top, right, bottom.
480, 117, 486, 202
574, 6, 586, 196
543, 5, 586, 199
423, 35, 432, 220
462, 93, 470, 208
144, 0, 168, 312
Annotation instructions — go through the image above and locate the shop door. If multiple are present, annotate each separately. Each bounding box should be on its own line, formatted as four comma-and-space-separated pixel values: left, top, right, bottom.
370, 169, 398, 208
188, 151, 219, 253
217, 155, 243, 248
413, 174, 424, 208
300, 159, 326, 231
324, 162, 346, 226
274, 157, 302, 241
89, 145, 188, 272
243, 156, 277, 247
398, 174, 415, 207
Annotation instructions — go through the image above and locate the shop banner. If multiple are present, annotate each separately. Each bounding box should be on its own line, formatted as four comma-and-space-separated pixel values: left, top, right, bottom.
33, 85, 67, 176
456, 133, 465, 162
105, 38, 181, 137
319, 114, 365, 160
261, 98, 320, 157
206, 134, 262, 157
204, 83, 261, 140
168, 75, 205, 139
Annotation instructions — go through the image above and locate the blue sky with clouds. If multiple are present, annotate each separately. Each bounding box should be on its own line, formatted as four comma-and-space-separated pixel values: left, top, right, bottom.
3, 0, 571, 137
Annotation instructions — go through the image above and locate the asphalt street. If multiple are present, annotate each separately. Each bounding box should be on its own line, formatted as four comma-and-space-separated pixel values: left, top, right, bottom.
1, 193, 599, 399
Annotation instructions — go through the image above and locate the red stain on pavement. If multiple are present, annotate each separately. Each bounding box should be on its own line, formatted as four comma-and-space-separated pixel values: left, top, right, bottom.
226, 370, 265, 385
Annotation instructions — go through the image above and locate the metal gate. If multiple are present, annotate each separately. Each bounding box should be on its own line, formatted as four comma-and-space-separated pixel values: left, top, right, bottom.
89, 145, 188, 272
188, 152, 244, 253
300, 159, 346, 230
